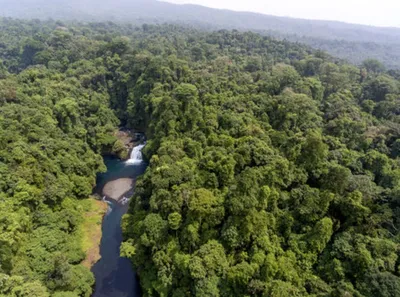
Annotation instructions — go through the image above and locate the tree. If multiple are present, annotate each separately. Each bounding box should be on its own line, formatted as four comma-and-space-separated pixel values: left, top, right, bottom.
362, 59, 385, 74
363, 75, 398, 102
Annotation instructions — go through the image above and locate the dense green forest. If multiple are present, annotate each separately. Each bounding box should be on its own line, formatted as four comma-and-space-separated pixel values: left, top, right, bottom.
1, 17, 400, 297
264, 32, 400, 70
0, 18, 122, 296
1, 0, 400, 69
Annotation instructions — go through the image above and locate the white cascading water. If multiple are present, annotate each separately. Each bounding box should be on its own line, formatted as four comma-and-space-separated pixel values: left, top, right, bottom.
126, 143, 145, 165
120, 197, 129, 205
102, 196, 113, 214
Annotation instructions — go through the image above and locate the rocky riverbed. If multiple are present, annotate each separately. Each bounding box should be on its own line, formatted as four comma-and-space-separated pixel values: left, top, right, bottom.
102, 178, 134, 201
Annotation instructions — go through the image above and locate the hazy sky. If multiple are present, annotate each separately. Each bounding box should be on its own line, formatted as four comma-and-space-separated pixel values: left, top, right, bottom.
164, 0, 400, 28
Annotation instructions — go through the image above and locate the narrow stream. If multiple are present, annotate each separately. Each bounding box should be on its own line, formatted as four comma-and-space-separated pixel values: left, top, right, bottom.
91, 146, 147, 297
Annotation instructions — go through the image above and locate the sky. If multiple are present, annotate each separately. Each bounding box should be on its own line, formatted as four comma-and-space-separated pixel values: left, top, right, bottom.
164, 0, 400, 28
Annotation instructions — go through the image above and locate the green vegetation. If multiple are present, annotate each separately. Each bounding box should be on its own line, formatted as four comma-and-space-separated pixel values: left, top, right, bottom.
120, 26, 400, 297
0, 18, 120, 297
2, 0, 400, 69
80, 199, 108, 268
0, 18, 400, 297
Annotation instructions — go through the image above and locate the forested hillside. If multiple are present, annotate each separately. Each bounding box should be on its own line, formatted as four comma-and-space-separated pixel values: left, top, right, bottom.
0, 18, 123, 296
120, 26, 400, 297
1, 0, 400, 69
1, 18, 400, 297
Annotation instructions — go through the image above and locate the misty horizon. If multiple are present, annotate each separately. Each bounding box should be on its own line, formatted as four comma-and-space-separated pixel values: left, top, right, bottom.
163, 0, 400, 28
1, 0, 400, 69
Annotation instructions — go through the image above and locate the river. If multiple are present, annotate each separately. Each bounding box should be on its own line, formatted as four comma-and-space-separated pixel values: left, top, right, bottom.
91, 145, 147, 297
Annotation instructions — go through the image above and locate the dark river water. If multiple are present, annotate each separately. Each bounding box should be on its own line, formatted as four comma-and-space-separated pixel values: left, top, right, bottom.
91, 156, 147, 297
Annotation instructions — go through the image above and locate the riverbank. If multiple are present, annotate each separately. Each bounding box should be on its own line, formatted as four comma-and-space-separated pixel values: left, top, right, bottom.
80, 198, 109, 268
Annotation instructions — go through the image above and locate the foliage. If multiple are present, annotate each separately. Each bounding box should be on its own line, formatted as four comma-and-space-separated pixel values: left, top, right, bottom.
1, 18, 400, 297
118, 24, 400, 297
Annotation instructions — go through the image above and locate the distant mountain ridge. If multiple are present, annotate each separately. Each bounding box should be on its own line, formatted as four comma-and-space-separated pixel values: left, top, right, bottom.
1, 0, 400, 68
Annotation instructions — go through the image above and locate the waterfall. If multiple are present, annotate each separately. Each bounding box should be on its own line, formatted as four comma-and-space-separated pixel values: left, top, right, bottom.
126, 143, 145, 165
